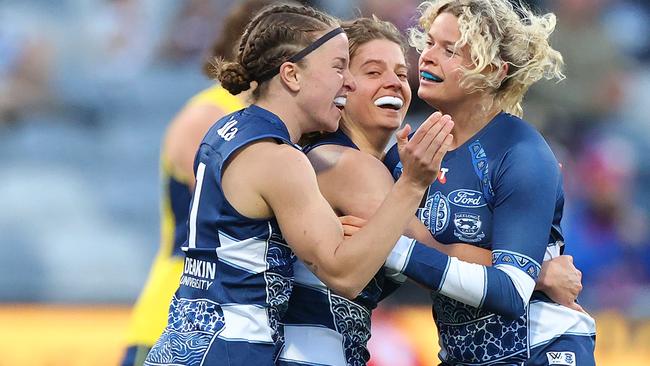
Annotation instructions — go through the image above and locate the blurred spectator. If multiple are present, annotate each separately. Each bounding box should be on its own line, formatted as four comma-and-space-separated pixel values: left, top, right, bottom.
367, 309, 419, 366
81, 0, 154, 82
158, 0, 220, 65
309, 0, 359, 18
602, 0, 650, 61
0, 12, 54, 123
563, 134, 650, 311
526, 0, 632, 146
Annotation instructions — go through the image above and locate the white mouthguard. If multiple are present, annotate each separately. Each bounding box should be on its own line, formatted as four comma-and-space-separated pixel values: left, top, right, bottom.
374, 96, 404, 109
334, 96, 347, 107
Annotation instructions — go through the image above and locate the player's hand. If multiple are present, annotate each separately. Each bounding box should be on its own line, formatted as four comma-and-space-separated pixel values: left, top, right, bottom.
339, 215, 367, 237
537, 255, 585, 312
395, 112, 454, 189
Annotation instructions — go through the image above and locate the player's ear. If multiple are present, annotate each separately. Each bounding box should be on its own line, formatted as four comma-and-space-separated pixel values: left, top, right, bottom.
279, 62, 301, 92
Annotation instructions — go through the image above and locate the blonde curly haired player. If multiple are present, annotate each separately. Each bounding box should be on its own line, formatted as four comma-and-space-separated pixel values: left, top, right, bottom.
380, 0, 596, 364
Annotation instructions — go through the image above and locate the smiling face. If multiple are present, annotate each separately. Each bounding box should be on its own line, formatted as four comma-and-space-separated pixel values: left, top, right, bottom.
342, 39, 411, 132
298, 32, 357, 133
417, 12, 476, 110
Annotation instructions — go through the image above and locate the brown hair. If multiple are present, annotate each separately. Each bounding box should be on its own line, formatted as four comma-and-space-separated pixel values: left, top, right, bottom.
342, 16, 408, 65
202, 0, 281, 77
300, 16, 408, 147
207, 4, 339, 99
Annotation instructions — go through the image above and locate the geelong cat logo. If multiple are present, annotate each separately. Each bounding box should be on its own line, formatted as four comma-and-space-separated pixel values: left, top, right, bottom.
448, 189, 487, 208
453, 213, 485, 242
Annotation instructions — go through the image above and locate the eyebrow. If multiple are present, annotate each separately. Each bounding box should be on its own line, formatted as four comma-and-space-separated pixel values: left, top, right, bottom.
361, 59, 408, 69
427, 32, 456, 46
334, 56, 349, 66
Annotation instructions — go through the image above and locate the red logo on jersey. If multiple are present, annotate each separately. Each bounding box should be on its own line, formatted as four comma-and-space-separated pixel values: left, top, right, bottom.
438, 168, 449, 184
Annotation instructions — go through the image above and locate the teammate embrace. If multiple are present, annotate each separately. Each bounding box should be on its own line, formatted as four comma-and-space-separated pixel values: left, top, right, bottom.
124, 1, 595, 365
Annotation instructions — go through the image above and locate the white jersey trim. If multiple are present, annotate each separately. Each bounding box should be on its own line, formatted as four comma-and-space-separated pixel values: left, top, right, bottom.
187, 162, 207, 249
439, 257, 487, 308
216, 231, 268, 274
495, 263, 536, 305
218, 304, 274, 343
529, 301, 596, 348
294, 259, 327, 291
384, 236, 415, 274
280, 324, 347, 366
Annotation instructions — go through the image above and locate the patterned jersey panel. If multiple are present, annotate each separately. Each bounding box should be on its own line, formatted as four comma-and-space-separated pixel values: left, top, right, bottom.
280, 129, 394, 366
432, 294, 528, 365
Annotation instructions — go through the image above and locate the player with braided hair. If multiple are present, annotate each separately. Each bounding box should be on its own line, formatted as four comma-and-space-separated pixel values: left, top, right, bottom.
120, 2, 283, 365
144, 4, 453, 366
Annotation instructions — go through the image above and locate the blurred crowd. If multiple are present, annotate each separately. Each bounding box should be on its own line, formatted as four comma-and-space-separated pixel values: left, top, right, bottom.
1, 0, 649, 317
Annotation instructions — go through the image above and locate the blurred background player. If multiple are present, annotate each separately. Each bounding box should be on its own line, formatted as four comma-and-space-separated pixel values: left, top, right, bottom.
119, 1, 279, 364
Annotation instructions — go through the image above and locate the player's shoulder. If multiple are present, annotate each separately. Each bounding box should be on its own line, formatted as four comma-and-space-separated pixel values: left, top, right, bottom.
491, 113, 548, 147
307, 143, 376, 176
254, 140, 310, 170
203, 105, 288, 147
187, 84, 246, 111
481, 113, 553, 161
164, 101, 227, 149
172, 85, 244, 140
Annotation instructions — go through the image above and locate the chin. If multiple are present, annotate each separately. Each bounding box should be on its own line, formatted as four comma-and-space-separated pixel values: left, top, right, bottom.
378, 115, 402, 130
417, 89, 440, 107
322, 117, 340, 132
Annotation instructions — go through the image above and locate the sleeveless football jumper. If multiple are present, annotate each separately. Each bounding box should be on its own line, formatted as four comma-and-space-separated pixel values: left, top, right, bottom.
145, 105, 300, 366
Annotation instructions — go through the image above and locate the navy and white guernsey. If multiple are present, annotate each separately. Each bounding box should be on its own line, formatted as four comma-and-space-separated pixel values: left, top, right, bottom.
145, 105, 299, 366
278, 129, 404, 366
383, 112, 595, 365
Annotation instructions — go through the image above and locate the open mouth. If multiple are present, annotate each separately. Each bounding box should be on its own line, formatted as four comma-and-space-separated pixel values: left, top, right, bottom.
334, 96, 347, 110
420, 71, 443, 83
374, 96, 404, 111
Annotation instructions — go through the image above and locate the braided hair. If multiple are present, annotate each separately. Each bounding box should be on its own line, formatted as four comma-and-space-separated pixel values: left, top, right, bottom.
208, 4, 339, 99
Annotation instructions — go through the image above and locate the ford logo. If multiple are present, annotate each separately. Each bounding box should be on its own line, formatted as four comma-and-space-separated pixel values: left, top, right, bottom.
448, 189, 487, 208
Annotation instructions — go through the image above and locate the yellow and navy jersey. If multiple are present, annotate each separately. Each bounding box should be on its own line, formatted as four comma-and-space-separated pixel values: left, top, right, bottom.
122, 85, 246, 358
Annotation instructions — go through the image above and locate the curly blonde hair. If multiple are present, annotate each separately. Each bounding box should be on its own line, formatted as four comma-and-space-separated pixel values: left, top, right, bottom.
409, 0, 564, 116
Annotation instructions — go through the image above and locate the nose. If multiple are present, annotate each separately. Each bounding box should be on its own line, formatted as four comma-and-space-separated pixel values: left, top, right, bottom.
419, 45, 438, 67
343, 68, 357, 92
383, 71, 402, 90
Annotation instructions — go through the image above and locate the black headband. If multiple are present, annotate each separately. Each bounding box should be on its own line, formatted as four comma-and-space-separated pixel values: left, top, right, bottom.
256, 27, 345, 83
